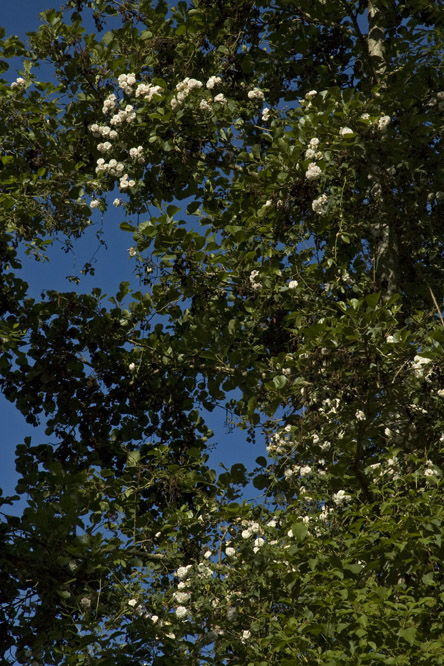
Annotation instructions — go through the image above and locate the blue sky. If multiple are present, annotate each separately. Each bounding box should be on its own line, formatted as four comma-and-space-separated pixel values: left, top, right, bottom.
0, 0, 262, 509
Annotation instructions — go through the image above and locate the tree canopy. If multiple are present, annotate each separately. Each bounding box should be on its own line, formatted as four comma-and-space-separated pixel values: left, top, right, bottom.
2, 0, 444, 663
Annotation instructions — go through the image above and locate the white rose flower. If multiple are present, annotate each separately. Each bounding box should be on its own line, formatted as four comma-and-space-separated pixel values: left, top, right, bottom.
248, 87, 265, 100
206, 75, 222, 89
305, 148, 317, 160
312, 193, 329, 215
175, 605, 190, 620
377, 115, 391, 132
332, 490, 351, 505
305, 163, 322, 181
412, 354, 432, 378
173, 591, 191, 603
213, 93, 227, 105
176, 565, 192, 580
200, 99, 212, 111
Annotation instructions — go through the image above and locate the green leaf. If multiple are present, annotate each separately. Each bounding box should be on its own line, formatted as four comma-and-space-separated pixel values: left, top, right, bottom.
273, 375, 288, 390
399, 627, 416, 646
290, 523, 308, 543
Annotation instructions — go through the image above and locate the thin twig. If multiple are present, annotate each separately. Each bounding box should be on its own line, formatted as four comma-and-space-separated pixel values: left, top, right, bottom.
428, 285, 444, 327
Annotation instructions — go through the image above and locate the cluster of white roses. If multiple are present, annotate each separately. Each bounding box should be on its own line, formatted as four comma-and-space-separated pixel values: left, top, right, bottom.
169, 76, 266, 111
95, 158, 125, 176
102, 93, 117, 114
305, 138, 323, 181
135, 81, 163, 101
262, 107, 271, 122
411, 354, 432, 379
118, 72, 137, 94
119, 173, 136, 189
266, 425, 293, 456
359, 111, 391, 133
206, 75, 222, 89
305, 141, 322, 162
88, 90, 140, 201
96, 140, 113, 153
368, 456, 400, 479
171, 561, 214, 621
237, 517, 282, 553
88, 123, 118, 140
10, 76, 25, 89
377, 114, 391, 133
312, 193, 329, 215
87, 72, 269, 208
367, 454, 441, 484
424, 460, 440, 478
249, 269, 261, 290
110, 105, 136, 125
171, 77, 204, 108
129, 145, 144, 162
247, 87, 265, 101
